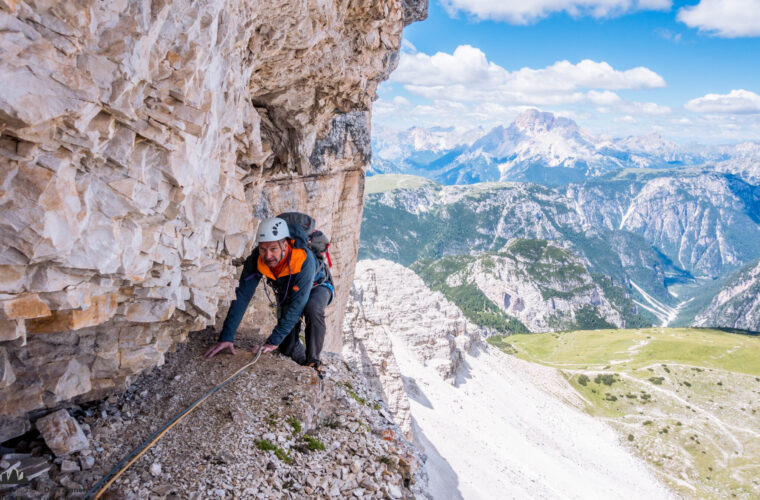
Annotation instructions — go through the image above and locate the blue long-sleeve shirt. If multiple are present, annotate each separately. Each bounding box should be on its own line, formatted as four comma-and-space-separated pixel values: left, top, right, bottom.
218, 240, 316, 346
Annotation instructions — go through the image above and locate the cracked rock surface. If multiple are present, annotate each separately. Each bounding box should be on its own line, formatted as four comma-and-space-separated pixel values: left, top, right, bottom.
0, 0, 426, 428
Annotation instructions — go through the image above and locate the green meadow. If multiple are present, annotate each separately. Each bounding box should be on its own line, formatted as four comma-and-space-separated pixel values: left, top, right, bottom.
489, 328, 760, 499
363, 174, 434, 194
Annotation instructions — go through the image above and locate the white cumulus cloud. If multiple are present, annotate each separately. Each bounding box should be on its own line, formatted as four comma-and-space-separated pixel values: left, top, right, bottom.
592, 93, 671, 115
391, 45, 665, 105
587, 90, 623, 105
685, 89, 760, 114
441, 0, 671, 24
677, 0, 760, 37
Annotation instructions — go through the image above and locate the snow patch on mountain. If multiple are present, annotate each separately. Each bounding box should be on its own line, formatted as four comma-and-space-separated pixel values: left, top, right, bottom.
371, 109, 760, 186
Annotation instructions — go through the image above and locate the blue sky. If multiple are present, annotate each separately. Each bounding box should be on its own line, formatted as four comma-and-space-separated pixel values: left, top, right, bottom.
374, 0, 760, 143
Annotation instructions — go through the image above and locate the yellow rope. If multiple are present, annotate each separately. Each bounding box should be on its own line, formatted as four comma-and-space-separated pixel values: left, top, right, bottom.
83, 347, 263, 499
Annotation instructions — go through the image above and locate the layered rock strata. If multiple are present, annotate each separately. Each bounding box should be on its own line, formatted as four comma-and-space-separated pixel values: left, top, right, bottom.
695, 260, 760, 332
452, 246, 624, 332
342, 259, 482, 437
0, 0, 426, 431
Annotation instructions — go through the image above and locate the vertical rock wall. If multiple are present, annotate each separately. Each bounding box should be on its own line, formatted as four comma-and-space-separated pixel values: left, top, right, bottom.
694, 260, 760, 331
343, 259, 483, 438
0, 0, 426, 427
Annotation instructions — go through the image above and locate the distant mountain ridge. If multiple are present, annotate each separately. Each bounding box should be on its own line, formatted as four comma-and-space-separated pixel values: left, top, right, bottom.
367, 110, 760, 331
371, 109, 760, 186
359, 172, 760, 330
362, 171, 760, 278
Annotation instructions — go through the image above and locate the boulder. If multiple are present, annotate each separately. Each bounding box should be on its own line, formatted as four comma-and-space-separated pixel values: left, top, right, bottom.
35, 409, 89, 456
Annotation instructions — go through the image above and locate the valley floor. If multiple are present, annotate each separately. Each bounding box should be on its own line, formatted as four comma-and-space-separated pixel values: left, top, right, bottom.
392, 338, 674, 499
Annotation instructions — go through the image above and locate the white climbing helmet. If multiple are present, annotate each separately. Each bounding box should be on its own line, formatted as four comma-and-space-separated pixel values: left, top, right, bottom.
256, 217, 290, 244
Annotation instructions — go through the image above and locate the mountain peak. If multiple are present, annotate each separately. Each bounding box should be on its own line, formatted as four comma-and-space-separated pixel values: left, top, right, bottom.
512, 109, 577, 134
617, 132, 681, 155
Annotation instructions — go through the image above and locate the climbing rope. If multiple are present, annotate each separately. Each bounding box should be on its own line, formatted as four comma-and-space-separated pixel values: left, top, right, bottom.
83, 345, 264, 500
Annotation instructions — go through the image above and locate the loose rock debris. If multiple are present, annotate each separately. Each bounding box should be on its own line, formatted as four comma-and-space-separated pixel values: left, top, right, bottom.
1, 329, 429, 499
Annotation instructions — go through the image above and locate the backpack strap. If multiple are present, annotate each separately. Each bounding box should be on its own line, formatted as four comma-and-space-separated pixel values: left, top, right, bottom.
324, 243, 332, 268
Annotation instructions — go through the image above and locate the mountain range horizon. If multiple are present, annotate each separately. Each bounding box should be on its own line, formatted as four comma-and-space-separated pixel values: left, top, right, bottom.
376, 108, 760, 147
371, 108, 760, 187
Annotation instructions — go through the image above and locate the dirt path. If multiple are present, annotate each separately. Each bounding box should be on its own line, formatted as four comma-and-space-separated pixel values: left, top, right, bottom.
7, 328, 428, 499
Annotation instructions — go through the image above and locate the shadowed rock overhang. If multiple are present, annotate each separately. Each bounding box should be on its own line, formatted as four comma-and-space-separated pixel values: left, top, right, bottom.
0, 0, 427, 438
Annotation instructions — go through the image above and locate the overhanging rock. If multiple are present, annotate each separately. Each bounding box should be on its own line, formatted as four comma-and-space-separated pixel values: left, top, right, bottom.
0, 0, 427, 429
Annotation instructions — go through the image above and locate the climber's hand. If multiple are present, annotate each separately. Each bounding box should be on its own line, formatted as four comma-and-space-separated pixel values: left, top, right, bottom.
254, 344, 277, 355
204, 341, 236, 358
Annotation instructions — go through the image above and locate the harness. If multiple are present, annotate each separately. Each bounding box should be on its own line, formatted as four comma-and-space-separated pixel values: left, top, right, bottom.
245, 249, 293, 320
246, 242, 333, 317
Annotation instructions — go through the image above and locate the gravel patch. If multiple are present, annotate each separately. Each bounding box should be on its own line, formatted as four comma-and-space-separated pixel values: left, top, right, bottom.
2, 328, 429, 499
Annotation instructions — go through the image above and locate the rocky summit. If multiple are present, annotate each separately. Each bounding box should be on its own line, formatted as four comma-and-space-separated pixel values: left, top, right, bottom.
370, 110, 760, 187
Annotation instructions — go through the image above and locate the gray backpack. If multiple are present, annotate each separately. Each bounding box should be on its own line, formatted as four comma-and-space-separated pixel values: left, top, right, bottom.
277, 212, 334, 293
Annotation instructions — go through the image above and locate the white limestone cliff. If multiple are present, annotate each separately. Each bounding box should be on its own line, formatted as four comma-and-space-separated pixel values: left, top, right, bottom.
694, 260, 760, 331
342, 259, 483, 437
0, 0, 426, 432
459, 251, 624, 332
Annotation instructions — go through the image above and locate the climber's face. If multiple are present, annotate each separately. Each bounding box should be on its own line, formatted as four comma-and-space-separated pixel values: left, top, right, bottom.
259, 240, 287, 268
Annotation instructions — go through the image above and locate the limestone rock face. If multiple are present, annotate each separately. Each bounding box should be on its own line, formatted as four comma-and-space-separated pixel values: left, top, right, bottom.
342, 259, 483, 437
694, 260, 760, 331
0, 0, 426, 420
457, 249, 624, 332
35, 408, 89, 456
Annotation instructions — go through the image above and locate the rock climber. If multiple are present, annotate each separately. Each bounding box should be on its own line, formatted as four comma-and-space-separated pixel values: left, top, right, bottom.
203, 217, 331, 377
